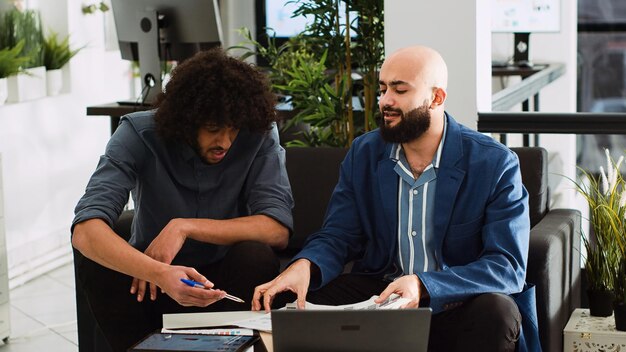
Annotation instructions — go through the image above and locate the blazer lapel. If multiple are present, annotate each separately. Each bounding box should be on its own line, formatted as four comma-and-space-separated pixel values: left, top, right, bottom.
434, 115, 466, 250
378, 151, 398, 238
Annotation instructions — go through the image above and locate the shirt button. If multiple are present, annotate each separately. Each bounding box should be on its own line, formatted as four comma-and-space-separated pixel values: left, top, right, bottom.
412, 190, 418, 195
411, 230, 417, 236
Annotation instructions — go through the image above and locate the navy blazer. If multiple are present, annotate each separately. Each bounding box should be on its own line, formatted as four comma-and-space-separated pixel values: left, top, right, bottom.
294, 113, 540, 350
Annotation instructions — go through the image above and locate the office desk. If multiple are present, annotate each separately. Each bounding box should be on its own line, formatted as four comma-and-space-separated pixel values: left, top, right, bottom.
86, 103, 152, 135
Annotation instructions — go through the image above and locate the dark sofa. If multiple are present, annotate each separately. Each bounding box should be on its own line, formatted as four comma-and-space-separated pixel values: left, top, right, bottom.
74, 146, 580, 352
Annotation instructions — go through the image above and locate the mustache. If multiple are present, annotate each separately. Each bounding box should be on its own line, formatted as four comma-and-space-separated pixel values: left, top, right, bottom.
381, 106, 403, 114
208, 147, 226, 152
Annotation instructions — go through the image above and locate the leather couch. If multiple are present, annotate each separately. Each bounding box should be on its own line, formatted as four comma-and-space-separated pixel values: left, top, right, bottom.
73, 146, 580, 352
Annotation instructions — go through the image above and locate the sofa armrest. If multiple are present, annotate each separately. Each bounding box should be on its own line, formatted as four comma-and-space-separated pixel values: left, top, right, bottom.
526, 208, 581, 352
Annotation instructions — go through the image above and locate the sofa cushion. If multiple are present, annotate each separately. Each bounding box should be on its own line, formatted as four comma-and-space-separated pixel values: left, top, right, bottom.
284, 147, 348, 251
511, 147, 549, 227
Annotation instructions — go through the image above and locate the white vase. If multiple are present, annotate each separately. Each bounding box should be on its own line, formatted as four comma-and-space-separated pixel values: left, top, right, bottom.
0, 78, 7, 105
7, 66, 47, 103
46, 69, 63, 96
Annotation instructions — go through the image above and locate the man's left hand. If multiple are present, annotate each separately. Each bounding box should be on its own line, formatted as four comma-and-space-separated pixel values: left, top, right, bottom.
131, 218, 189, 301
375, 274, 423, 309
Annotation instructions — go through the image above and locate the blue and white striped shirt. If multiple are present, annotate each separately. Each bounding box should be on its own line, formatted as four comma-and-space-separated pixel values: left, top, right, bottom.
387, 120, 447, 278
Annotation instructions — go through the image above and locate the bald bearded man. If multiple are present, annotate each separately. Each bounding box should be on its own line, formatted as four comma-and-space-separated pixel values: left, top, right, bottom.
253, 46, 540, 351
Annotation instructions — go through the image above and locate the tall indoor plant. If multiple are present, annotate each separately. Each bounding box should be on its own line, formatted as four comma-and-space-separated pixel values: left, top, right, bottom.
571, 149, 624, 317
235, 0, 384, 147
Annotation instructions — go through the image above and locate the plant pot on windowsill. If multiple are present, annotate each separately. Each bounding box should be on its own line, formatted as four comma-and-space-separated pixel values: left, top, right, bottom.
0, 78, 8, 105
43, 32, 83, 97
45, 68, 62, 96
7, 66, 47, 102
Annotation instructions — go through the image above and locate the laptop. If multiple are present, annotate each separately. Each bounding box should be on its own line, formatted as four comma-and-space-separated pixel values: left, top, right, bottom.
271, 308, 431, 352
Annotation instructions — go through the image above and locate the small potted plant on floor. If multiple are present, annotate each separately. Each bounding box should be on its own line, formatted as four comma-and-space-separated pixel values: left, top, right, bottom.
43, 31, 82, 96
571, 149, 624, 317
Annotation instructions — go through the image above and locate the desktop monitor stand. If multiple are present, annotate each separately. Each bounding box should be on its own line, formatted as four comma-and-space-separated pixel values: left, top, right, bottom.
513, 32, 532, 68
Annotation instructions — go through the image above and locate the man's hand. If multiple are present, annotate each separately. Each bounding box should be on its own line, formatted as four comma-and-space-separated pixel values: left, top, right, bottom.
252, 259, 312, 312
375, 274, 424, 309
153, 265, 225, 307
131, 219, 189, 301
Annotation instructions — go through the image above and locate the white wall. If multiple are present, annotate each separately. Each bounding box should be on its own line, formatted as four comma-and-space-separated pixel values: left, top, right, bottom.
384, 0, 492, 127
0, 0, 131, 287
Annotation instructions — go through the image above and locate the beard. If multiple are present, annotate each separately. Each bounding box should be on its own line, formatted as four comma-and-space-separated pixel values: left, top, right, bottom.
379, 102, 431, 143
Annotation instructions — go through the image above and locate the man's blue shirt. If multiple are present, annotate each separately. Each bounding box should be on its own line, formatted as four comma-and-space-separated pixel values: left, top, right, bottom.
388, 118, 447, 278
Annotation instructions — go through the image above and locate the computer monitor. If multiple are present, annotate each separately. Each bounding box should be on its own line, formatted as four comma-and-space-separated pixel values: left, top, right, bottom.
255, 0, 356, 66
111, 0, 223, 104
491, 0, 561, 66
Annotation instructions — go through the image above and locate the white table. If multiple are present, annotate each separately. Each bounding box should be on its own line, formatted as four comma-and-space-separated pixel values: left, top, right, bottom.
563, 308, 626, 351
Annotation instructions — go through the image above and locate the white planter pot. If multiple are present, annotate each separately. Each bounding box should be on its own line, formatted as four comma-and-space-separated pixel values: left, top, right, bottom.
46, 69, 63, 96
7, 66, 47, 103
0, 78, 7, 105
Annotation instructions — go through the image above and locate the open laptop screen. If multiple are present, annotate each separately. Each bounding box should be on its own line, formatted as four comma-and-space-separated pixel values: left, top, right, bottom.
271, 308, 431, 352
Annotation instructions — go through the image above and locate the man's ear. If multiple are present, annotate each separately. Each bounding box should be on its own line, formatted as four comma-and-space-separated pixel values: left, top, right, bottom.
430, 87, 447, 108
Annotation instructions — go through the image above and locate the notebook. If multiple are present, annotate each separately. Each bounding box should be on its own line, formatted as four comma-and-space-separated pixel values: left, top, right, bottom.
271, 308, 432, 352
127, 331, 259, 352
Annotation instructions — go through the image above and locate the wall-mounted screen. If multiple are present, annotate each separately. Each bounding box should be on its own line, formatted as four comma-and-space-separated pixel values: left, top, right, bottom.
492, 0, 561, 33
257, 0, 357, 42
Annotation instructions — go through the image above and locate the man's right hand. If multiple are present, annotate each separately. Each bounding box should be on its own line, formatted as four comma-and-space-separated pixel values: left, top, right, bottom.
156, 265, 226, 307
252, 259, 312, 312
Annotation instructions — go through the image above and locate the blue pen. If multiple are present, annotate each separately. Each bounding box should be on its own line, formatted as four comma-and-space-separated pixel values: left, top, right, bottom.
180, 278, 245, 303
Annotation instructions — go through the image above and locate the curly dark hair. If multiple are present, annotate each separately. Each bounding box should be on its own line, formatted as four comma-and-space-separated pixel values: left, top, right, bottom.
154, 47, 277, 145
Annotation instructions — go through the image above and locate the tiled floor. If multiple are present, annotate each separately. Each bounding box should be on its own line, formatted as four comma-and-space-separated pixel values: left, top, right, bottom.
0, 262, 78, 351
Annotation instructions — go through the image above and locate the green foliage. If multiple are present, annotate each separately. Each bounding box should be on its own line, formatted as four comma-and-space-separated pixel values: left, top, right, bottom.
0, 40, 29, 78
569, 150, 626, 300
0, 7, 44, 69
81, 2, 110, 15
231, 0, 384, 147
43, 32, 82, 70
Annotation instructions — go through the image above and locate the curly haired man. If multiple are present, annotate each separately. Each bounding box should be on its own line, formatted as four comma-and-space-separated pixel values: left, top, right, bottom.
72, 48, 293, 351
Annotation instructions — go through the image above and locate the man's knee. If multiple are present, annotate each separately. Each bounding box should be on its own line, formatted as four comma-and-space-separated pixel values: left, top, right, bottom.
467, 293, 521, 348
471, 293, 521, 327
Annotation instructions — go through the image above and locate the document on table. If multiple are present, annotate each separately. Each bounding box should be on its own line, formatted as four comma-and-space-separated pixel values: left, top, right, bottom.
162, 294, 411, 333
284, 294, 411, 311
231, 294, 411, 332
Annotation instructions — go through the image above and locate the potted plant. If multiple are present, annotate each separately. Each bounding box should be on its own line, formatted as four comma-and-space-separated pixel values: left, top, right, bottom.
0, 40, 28, 105
0, 6, 46, 102
570, 149, 624, 317
234, 0, 384, 147
43, 31, 82, 96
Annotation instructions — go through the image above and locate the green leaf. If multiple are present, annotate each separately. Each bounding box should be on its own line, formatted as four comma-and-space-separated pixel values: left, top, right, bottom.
43, 31, 83, 70
0, 40, 29, 78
